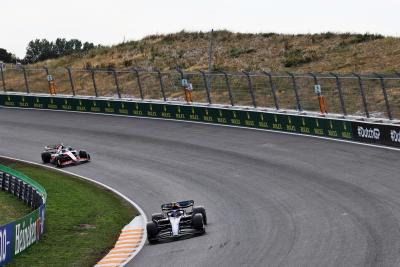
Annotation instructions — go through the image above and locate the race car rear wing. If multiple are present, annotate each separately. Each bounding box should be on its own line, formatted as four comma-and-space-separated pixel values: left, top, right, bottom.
161, 200, 194, 211
45, 144, 63, 150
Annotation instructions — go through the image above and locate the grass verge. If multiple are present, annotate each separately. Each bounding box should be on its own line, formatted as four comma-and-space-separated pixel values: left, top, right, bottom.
0, 190, 32, 225
0, 158, 138, 267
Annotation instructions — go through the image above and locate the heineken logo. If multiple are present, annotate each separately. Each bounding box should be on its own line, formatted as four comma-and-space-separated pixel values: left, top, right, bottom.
247, 112, 250, 120
233, 111, 237, 118
163, 105, 167, 112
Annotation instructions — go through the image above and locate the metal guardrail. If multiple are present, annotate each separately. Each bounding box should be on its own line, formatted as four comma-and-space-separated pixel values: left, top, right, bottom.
0, 165, 46, 266
1, 66, 399, 120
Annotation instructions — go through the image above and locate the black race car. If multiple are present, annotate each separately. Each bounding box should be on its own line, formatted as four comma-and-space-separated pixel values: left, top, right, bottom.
41, 144, 91, 167
146, 200, 207, 244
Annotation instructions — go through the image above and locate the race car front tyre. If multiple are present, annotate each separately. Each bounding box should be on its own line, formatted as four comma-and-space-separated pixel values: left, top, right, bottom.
192, 213, 204, 231
146, 221, 158, 243
41, 152, 51, 163
79, 150, 89, 159
193, 206, 207, 225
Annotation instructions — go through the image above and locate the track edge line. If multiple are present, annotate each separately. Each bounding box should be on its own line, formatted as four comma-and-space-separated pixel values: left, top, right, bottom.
0, 155, 147, 267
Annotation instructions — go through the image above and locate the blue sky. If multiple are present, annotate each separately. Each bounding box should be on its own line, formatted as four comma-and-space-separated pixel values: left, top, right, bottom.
2, 0, 399, 58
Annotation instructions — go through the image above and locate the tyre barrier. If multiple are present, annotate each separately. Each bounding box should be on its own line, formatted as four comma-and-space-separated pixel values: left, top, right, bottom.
1, 93, 400, 148
0, 165, 46, 266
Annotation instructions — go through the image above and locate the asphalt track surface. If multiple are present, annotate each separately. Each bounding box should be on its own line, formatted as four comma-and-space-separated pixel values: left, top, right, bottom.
1, 107, 400, 267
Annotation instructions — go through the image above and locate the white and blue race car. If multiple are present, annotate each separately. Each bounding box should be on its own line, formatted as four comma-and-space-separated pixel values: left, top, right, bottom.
147, 200, 207, 244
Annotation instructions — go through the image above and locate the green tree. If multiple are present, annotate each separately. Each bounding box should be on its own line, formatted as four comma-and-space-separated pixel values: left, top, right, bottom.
0, 48, 14, 63
24, 38, 95, 63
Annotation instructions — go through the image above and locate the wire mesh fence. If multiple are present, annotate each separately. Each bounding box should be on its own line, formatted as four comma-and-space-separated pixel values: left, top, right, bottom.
1, 66, 400, 120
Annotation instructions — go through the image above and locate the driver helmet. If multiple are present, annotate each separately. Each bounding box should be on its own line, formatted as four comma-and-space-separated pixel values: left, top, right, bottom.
171, 202, 180, 210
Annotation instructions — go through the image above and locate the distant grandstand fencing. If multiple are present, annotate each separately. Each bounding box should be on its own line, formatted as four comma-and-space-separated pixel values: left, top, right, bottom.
1, 65, 399, 120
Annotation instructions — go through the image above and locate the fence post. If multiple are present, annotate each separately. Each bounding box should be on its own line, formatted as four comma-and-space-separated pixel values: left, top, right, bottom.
199, 70, 212, 104
219, 71, 235, 106
176, 68, 184, 80
352, 73, 369, 118
287, 72, 302, 111
242, 71, 257, 108
112, 69, 121, 99
0, 65, 6, 92
374, 73, 392, 120
155, 69, 166, 101
262, 71, 279, 110
66, 67, 75, 96
22, 67, 30, 94
91, 69, 98, 97
330, 73, 347, 116
133, 68, 144, 100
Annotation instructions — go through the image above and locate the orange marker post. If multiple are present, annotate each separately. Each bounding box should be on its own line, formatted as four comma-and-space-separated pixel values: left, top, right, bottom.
318, 95, 328, 114
47, 75, 56, 95
314, 84, 328, 114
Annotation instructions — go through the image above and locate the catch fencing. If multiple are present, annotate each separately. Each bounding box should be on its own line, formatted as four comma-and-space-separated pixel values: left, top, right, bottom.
1, 66, 400, 120
0, 165, 46, 266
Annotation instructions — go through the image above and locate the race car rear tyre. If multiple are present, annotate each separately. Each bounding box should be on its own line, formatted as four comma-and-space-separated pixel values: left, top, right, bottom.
193, 206, 207, 225
151, 213, 164, 222
41, 152, 51, 163
192, 213, 204, 230
147, 221, 158, 239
